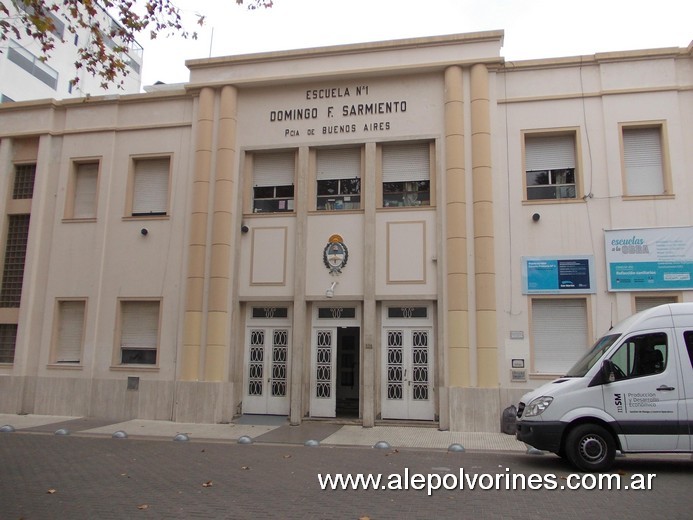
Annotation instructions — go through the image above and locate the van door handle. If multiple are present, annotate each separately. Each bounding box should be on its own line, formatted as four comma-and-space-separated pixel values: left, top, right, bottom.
656, 385, 675, 391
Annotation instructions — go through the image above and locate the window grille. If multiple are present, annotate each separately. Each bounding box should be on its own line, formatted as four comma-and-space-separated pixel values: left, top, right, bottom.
0, 215, 31, 307
13, 164, 36, 199
0, 324, 17, 363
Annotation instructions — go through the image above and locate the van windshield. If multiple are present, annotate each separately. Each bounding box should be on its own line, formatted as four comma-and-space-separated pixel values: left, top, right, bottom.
565, 333, 621, 377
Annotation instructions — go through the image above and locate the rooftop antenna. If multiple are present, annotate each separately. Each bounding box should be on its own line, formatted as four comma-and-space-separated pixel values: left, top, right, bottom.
209, 27, 214, 58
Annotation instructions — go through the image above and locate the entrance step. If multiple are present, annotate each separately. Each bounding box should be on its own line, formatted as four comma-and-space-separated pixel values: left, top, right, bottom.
375, 419, 440, 429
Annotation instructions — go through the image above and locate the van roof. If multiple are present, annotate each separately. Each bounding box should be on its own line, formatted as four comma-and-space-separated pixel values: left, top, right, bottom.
610, 302, 693, 335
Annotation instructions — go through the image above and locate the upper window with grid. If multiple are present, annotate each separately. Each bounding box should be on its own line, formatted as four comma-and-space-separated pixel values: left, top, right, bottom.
13, 164, 36, 199
131, 157, 170, 217
316, 147, 361, 211
622, 126, 667, 196
524, 134, 577, 201
252, 151, 295, 213
0, 324, 17, 364
382, 142, 431, 207
0, 214, 30, 308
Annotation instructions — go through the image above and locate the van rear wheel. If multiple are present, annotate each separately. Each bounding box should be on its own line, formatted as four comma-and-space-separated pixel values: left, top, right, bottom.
565, 424, 615, 472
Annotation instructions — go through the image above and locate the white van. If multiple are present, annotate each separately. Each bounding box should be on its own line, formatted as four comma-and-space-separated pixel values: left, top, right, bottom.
516, 303, 693, 471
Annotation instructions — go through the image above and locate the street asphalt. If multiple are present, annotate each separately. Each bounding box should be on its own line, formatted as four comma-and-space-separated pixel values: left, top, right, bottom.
1, 414, 691, 519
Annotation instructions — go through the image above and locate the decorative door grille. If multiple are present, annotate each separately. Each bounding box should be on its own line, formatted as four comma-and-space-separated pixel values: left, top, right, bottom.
315, 330, 332, 398
412, 330, 429, 400
248, 330, 264, 396
271, 329, 288, 396
386, 330, 404, 400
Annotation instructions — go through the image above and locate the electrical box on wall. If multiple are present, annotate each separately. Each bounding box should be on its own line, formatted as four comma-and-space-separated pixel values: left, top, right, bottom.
510, 369, 527, 382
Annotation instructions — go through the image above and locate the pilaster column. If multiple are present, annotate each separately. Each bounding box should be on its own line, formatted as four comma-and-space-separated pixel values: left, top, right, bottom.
204, 85, 238, 381
444, 66, 470, 387
362, 142, 377, 427
470, 64, 498, 387
290, 146, 309, 425
180, 87, 215, 381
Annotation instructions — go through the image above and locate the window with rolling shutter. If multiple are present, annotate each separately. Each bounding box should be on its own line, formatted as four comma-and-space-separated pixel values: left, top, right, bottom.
623, 126, 665, 196
119, 300, 160, 365
55, 300, 85, 363
132, 158, 170, 216
531, 298, 588, 374
252, 151, 295, 213
634, 295, 678, 313
382, 142, 431, 207
316, 147, 361, 210
73, 162, 98, 219
524, 134, 577, 200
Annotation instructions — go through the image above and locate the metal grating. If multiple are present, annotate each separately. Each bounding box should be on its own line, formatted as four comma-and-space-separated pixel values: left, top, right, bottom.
0, 323, 17, 363
0, 215, 30, 307
13, 164, 36, 199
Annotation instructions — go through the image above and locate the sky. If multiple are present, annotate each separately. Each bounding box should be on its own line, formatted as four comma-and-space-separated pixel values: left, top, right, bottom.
138, 0, 693, 87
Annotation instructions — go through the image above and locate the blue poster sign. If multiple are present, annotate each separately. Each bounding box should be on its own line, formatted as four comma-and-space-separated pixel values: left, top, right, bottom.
523, 256, 595, 294
605, 227, 693, 291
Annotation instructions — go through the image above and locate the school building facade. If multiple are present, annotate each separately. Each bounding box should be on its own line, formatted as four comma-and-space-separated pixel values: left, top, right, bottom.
0, 31, 691, 431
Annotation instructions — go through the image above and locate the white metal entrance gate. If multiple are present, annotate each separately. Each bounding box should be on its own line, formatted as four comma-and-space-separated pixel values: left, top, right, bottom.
381, 305, 434, 420
310, 305, 360, 418
243, 306, 291, 415
311, 328, 336, 417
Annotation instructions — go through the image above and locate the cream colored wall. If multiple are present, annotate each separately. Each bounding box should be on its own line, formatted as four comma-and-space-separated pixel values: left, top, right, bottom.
36, 125, 192, 382
0, 96, 196, 417
493, 51, 693, 390
236, 72, 445, 303
237, 217, 296, 298
236, 74, 443, 148
187, 32, 503, 87
375, 210, 437, 297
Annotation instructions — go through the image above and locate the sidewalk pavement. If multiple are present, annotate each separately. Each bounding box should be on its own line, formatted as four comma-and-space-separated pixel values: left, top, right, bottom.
0, 413, 527, 452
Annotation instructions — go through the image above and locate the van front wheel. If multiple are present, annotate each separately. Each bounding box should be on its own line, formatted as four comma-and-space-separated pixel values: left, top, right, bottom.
565, 424, 615, 472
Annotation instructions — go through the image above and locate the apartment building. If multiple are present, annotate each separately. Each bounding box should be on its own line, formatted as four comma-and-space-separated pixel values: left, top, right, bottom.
0, 2, 142, 101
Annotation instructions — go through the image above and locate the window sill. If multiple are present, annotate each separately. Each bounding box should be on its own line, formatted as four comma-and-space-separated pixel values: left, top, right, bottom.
122, 215, 170, 221
622, 194, 675, 201
309, 209, 364, 215
245, 211, 296, 217
522, 198, 585, 206
110, 365, 160, 372
62, 218, 97, 224
378, 205, 433, 211
47, 363, 83, 370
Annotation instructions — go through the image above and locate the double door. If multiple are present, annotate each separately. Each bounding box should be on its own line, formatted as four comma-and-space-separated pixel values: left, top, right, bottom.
381, 326, 434, 420
243, 325, 290, 415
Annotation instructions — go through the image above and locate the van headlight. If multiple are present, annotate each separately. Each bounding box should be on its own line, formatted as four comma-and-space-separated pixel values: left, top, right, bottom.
523, 396, 553, 418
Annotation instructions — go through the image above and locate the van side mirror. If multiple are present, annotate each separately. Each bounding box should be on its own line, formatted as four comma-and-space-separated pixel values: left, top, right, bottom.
601, 359, 616, 383
590, 359, 616, 387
